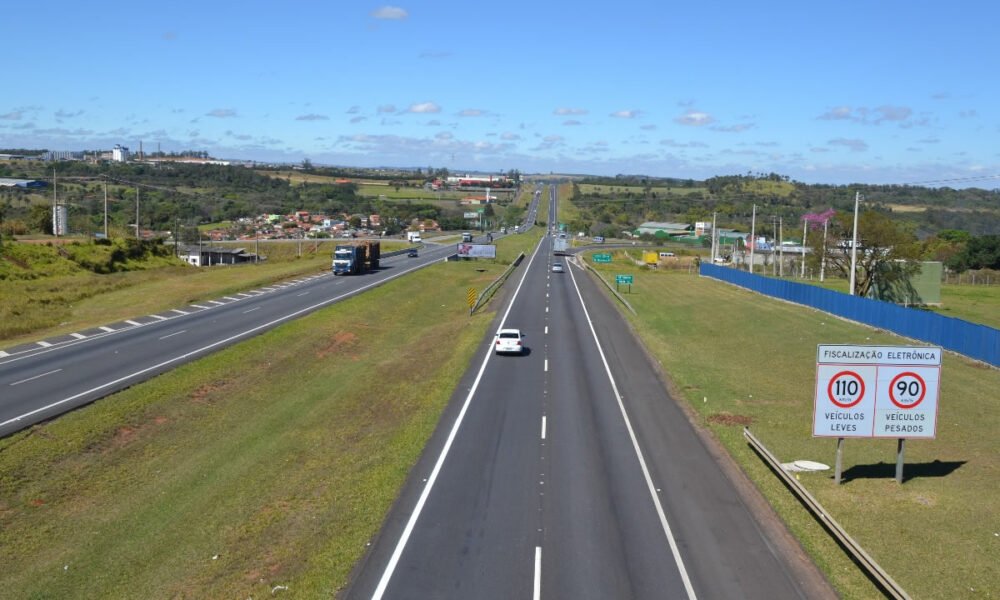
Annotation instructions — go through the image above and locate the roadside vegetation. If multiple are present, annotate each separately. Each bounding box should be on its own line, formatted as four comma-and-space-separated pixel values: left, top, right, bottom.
585, 253, 999, 599
0, 228, 543, 598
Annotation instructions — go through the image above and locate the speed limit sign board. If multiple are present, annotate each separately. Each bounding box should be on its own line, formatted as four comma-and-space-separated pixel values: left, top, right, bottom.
813, 345, 942, 439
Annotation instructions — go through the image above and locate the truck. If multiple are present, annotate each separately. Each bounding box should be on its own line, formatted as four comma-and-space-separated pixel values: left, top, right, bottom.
553, 232, 568, 255
332, 240, 381, 275
407, 231, 422, 243
462, 232, 473, 242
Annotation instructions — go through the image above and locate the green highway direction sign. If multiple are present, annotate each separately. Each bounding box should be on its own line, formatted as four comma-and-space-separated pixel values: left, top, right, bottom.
593, 253, 612, 263
615, 274, 634, 285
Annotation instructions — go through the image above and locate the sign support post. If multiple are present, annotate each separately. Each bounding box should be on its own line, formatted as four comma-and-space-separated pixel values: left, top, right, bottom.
895, 438, 906, 484
835, 437, 844, 485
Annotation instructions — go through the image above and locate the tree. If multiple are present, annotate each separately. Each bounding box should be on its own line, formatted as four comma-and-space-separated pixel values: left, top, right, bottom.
946, 234, 1000, 272
807, 210, 922, 298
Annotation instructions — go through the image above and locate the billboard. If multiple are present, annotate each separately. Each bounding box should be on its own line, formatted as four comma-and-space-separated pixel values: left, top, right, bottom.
457, 243, 496, 258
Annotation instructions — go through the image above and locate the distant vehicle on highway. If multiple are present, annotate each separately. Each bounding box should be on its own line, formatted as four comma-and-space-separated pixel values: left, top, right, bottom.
494, 328, 525, 355
408, 248, 418, 257
462, 232, 473, 242
593, 235, 605, 243
551, 263, 564, 273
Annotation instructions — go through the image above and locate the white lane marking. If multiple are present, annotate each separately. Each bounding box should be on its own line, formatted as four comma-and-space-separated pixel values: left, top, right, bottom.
158, 330, 187, 340
191, 304, 209, 309
126, 320, 142, 326
544, 359, 548, 372
566, 259, 698, 599
149, 314, 167, 321
545, 326, 548, 335
224, 296, 240, 301
541, 416, 547, 440
296, 291, 310, 297
70, 333, 86, 339
534, 546, 542, 600
36, 341, 52, 347
243, 306, 260, 314
171, 309, 189, 315
10, 369, 62, 386
371, 233, 546, 600
545, 306, 549, 313
237, 293, 253, 297
0, 258, 438, 428
208, 300, 225, 305
99, 326, 115, 332
0, 351, 9, 358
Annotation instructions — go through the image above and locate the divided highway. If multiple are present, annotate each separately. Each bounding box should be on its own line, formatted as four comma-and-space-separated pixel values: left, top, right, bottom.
0, 241, 461, 437
344, 186, 831, 599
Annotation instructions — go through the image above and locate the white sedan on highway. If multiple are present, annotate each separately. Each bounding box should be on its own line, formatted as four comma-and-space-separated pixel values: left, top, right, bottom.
494, 328, 525, 355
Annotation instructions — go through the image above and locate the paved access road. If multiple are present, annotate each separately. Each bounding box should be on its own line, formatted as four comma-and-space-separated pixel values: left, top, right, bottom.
0, 240, 466, 438
344, 186, 831, 599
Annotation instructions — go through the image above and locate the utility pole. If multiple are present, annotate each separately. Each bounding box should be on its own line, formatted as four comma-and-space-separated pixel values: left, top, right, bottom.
778, 217, 784, 277
103, 177, 109, 239
749, 204, 756, 274
710, 211, 717, 262
53, 167, 59, 238
135, 186, 140, 239
772, 216, 778, 275
801, 216, 808, 279
849, 191, 860, 295
820, 217, 828, 282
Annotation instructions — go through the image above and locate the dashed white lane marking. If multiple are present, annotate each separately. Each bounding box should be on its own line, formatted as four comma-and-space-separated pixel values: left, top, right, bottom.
544, 359, 548, 372
149, 314, 168, 321
237, 292, 253, 297
171, 309, 189, 315
36, 341, 52, 347
70, 333, 86, 339
243, 306, 260, 314
126, 320, 142, 326
545, 306, 549, 313
158, 330, 186, 340
545, 326, 548, 335
297, 291, 310, 297
99, 326, 115, 332
224, 296, 240, 301
207, 300, 225, 305
541, 416, 547, 440
534, 546, 542, 600
10, 369, 62, 386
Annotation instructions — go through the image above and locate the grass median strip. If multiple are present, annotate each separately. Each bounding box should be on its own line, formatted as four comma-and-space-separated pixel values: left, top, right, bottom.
0, 259, 507, 598
588, 258, 999, 599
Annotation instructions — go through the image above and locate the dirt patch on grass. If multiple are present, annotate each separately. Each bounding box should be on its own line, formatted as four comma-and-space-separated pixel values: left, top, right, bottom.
315, 331, 360, 360
191, 380, 229, 405
707, 412, 754, 427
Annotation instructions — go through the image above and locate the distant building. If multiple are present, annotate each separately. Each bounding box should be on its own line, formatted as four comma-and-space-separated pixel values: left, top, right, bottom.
180, 246, 262, 267
0, 178, 46, 188
112, 144, 130, 162
634, 222, 693, 238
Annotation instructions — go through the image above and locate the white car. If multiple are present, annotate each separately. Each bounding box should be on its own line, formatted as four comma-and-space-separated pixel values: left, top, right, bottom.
551, 263, 564, 273
494, 328, 525, 355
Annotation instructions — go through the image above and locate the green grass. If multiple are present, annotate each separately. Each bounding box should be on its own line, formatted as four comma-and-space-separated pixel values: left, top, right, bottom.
0, 247, 524, 598
588, 256, 999, 599
806, 277, 1000, 330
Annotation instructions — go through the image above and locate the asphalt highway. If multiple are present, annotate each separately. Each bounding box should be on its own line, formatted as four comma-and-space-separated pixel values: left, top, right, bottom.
0, 239, 464, 437
343, 186, 831, 599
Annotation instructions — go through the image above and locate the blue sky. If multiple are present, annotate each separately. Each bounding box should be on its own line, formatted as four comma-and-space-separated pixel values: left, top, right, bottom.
3, 1, 999, 187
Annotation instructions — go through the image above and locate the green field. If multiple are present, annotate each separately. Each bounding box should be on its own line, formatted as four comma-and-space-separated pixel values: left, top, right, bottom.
0, 229, 544, 598
587, 253, 999, 599
576, 183, 708, 197
808, 277, 1000, 330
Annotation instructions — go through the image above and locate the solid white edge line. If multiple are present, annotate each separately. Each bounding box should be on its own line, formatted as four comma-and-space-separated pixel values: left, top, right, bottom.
370, 234, 546, 600
534, 546, 542, 600
566, 258, 698, 600
0, 259, 438, 431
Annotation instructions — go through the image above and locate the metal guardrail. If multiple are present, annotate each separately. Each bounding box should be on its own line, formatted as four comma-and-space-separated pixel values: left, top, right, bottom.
582, 258, 636, 315
743, 428, 911, 600
469, 252, 525, 315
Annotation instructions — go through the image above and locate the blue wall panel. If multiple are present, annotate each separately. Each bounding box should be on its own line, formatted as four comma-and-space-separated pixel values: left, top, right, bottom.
699, 263, 999, 367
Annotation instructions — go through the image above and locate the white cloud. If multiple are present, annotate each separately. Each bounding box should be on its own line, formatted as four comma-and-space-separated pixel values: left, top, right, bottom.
377, 104, 397, 114
206, 108, 237, 118
674, 110, 713, 126
296, 113, 329, 121
458, 109, 486, 117
712, 123, 754, 133
818, 106, 853, 120
501, 132, 521, 141
554, 107, 587, 116
407, 102, 441, 114
562, 120, 582, 126
372, 6, 408, 20
611, 109, 641, 119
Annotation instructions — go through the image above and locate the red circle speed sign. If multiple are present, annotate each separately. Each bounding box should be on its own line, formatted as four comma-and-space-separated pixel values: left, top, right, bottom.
889, 371, 926, 409
827, 370, 865, 408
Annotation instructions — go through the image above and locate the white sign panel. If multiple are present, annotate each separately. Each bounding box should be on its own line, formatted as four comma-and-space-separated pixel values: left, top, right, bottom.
813, 345, 941, 439
456, 243, 497, 258
463, 212, 479, 219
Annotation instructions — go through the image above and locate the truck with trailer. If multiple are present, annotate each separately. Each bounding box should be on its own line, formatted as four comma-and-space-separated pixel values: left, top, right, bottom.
332, 240, 381, 275
553, 232, 569, 255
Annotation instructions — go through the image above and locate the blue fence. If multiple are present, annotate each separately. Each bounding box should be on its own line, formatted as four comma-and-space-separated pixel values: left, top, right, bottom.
699, 263, 1000, 367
